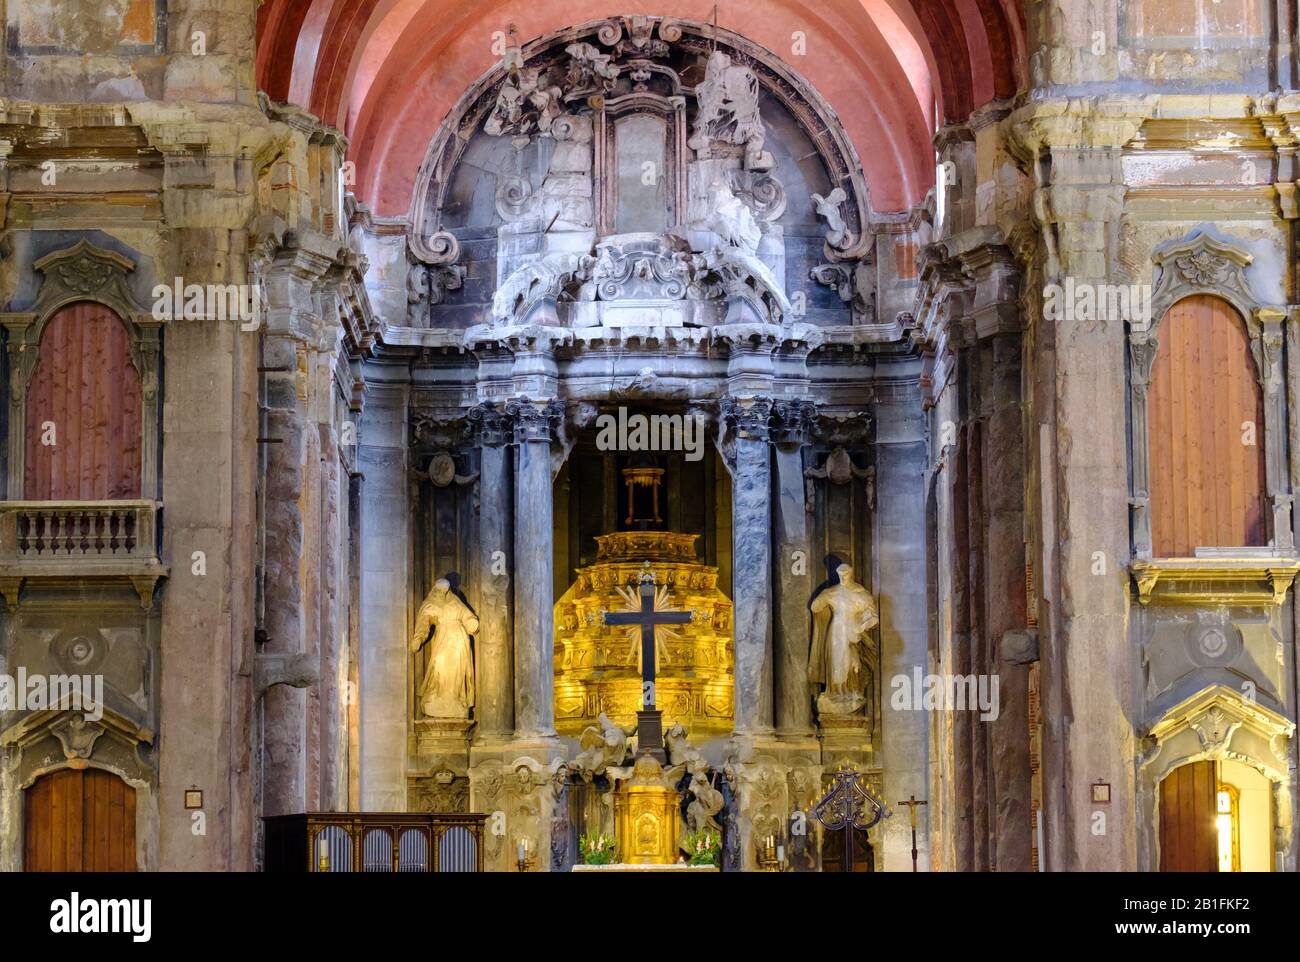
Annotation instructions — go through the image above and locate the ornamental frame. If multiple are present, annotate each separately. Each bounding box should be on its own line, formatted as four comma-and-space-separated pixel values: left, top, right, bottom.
0, 240, 163, 500
1127, 229, 1291, 560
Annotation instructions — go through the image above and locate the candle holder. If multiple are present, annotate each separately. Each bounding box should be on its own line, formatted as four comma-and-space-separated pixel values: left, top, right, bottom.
757, 834, 784, 872
514, 837, 536, 873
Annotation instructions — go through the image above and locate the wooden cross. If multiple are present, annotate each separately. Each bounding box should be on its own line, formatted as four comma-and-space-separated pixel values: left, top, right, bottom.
898, 795, 928, 873
602, 580, 691, 710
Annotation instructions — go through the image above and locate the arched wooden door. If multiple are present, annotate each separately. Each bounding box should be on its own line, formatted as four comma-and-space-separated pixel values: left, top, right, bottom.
24, 301, 142, 500
1159, 760, 1216, 872
24, 768, 137, 871
1148, 294, 1266, 555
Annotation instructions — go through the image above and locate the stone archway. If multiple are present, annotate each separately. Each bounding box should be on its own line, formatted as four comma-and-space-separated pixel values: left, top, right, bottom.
1140, 685, 1295, 872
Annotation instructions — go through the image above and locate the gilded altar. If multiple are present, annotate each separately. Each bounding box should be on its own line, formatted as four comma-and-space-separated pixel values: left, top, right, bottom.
554, 531, 734, 736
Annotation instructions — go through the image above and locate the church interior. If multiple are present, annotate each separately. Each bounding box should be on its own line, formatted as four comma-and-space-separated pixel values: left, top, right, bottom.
1, 0, 1298, 875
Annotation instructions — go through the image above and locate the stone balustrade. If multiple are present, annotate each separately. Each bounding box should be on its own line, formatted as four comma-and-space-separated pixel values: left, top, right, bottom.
0, 500, 167, 608
0, 500, 159, 560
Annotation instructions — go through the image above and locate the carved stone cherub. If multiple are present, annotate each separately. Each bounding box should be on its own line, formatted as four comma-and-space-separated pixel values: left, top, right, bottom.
685, 770, 724, 833
804, 446, 874, 510
811, 187, 852, 251
665, 721, 706, 774
574, 712, 636, 776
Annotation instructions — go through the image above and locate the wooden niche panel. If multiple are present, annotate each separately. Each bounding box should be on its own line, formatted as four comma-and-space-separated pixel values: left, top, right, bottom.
1148, 295, 1266, 556
24, 302, 142, 500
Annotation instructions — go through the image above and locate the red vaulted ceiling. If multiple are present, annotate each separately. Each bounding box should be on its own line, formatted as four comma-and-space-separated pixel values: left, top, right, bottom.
257, 0, 1026, 216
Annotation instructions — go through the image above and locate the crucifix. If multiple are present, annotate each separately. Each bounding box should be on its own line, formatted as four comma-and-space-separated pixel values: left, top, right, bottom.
602, 570, 691, 763
897, 795, 927, 872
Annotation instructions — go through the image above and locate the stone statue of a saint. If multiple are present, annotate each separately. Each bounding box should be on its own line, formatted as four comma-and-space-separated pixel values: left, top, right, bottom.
410, 578, 479, 719
808, 563, 878, 716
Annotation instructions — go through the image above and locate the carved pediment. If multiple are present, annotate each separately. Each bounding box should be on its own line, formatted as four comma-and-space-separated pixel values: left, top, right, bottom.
30, 239, 144, 319
1144, 684, 1294, 782
1150, 228, 1261, 328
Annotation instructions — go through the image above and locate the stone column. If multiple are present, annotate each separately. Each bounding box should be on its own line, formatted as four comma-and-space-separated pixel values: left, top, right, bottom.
358, 381, 411, 810
508, 398, 560, 739
471, 403, 515, 739
771, 400, 814, 735
153, 0, 261, 867
260, 330, 311, 817
723, 396, 775, 734
979, 333, 1031, 871
1009, 115, 1138, 869
158, 225, 259, 869
948, 379, 976, 871
875, 395, 932, 871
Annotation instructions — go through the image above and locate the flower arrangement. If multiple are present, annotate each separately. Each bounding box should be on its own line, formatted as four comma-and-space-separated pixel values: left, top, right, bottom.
684, 829, 722, 866
579, 833, 617, 865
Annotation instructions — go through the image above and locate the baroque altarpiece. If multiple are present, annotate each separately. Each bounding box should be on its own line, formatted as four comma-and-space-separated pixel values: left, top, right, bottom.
385, 17, 921, 871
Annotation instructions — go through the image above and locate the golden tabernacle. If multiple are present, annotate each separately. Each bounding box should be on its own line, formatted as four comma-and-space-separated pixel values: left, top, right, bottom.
554, 531, 734, 737
613, 754, 683, 865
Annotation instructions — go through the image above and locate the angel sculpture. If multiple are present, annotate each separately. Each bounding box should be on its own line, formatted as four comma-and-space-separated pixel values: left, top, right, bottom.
574, 712, 636, 776
686, 770, 725, 834
811, 187, 851, 251
665, 722, 706, 774
808, 563, 878, 717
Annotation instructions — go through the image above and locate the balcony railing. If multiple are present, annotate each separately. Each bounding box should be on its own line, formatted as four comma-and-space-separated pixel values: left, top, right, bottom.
0, 500, 159, 560
0, 501, 166, 606
263, 813, 487, 873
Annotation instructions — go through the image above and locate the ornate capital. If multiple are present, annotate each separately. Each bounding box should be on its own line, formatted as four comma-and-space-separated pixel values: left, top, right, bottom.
468, 402, 514, 447
770, 398, 817, 446
720, 396, 773, 441
506, 397, 564, 445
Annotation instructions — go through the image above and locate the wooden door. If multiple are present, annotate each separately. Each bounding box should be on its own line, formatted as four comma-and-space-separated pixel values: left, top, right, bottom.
1148, 294, 1266, 555
24, 768, 137, 871
24, 302, 142, 500
1159, 760, 1217, 872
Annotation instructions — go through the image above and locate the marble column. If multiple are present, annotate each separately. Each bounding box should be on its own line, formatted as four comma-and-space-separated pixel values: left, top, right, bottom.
472, 403, 515, 738
509, 398, 560, 739
980, 333, 1031, 871
771, 400, 814, 735
723, 396, 775, 733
